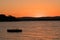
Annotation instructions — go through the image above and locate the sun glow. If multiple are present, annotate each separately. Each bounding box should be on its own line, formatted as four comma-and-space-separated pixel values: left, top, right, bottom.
33, 14, 45, 17
34, 15, 43, 17
33, 12, 45, 17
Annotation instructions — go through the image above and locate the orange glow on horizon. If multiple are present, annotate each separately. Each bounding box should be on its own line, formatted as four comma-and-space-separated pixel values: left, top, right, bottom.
0, 0, 60, 17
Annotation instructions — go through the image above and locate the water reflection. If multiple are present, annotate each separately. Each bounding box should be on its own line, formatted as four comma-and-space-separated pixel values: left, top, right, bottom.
0, 21, 60, 40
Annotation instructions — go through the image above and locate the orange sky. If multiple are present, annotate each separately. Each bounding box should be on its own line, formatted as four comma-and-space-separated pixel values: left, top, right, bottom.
0, 0, 60, 17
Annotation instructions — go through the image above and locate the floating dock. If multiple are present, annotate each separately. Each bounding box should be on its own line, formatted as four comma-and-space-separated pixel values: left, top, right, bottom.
7, 29, 22, 33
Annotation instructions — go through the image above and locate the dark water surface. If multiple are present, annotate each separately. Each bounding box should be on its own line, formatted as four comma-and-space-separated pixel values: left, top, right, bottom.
0, 21, 60, 40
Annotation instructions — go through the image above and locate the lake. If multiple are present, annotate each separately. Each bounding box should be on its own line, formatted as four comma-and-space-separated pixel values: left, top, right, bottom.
0, 21, 60, 40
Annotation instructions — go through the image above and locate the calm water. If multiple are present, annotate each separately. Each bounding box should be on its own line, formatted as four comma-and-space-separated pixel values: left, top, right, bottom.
0, 21, 60, 40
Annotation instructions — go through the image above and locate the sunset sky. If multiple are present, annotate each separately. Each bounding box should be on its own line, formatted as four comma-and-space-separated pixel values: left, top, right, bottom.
0, 0, 60, 17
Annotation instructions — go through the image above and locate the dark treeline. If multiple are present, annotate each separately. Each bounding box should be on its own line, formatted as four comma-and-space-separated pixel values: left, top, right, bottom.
0, 14, 60, 21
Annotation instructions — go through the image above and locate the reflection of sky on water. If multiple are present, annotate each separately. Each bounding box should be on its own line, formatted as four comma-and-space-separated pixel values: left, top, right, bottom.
0, 21, 60, 40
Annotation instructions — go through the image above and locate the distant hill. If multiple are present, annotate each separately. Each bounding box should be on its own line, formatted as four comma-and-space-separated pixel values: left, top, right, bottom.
0, 14, 60, 22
